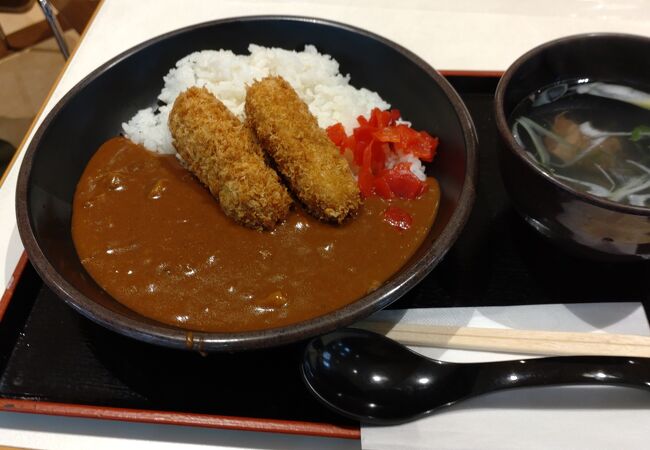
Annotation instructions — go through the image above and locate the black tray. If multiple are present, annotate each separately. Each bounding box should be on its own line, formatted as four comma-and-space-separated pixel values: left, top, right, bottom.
2, 76, 648, 436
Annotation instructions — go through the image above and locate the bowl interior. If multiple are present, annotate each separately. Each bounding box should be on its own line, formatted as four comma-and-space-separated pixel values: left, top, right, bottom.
18, 17, 476, 350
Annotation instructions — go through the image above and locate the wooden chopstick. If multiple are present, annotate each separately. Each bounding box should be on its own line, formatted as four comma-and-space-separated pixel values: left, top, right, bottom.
353, 321, 650, 357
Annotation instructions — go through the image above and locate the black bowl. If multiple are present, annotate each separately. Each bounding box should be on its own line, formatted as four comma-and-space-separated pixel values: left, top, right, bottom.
16, 16, 477, 351
495, 33, 650, 261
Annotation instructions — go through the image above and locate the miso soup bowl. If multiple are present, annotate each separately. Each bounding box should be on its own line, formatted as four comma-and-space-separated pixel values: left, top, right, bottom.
495, 33, 650, 262
16, 16, 477, 351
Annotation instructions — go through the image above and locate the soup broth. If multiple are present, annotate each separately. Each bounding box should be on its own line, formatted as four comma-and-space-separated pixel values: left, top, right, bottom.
509, 79, 650, 207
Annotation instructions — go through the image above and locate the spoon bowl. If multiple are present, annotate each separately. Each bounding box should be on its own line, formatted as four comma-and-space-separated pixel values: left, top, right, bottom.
301, 328, 650, 424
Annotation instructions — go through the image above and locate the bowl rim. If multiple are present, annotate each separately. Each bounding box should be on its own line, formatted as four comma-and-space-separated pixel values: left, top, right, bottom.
16, 15, 478, 351
494, 32, 650, 217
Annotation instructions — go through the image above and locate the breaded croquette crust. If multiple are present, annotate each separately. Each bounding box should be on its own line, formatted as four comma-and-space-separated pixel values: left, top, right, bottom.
169, 87, 292, 230
245, 76, 361, 223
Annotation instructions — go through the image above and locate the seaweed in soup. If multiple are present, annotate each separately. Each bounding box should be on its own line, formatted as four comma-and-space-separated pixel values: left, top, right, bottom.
510, 79, 650, 207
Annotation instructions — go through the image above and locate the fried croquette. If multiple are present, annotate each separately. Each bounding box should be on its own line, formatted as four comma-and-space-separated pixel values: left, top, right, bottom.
168, 87, 292, 230
245, 76, 361, 223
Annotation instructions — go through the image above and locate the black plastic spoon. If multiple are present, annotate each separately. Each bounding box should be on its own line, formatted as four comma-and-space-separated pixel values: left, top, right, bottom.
301, 328, 650, 425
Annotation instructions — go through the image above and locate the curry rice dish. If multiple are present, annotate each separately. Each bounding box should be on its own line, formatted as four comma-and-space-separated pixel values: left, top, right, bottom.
72, 49, 441, 333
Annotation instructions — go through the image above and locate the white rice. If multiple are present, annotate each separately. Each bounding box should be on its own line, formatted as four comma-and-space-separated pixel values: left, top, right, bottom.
122, 44, 389, 155
386, 151, 427, 181
122, 44, 426, 178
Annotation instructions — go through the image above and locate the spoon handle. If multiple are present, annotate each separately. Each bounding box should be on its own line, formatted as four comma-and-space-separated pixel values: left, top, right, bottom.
471, 356, 650, 394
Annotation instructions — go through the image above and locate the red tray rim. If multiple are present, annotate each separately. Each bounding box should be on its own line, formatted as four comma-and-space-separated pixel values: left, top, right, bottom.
0, 397, 361, 439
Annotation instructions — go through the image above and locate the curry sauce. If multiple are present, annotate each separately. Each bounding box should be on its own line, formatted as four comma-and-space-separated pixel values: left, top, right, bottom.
72, 137, 440, 332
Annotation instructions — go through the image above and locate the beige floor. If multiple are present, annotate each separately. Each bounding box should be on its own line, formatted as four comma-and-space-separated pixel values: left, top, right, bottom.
0, 30, 78, 147
0, 1, 44, 35
0, 1, 80, 176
